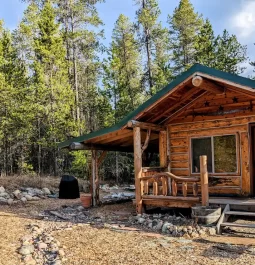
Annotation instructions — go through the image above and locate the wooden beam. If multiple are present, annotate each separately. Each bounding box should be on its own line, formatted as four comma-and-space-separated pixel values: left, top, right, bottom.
69, 142, 133, 152
90, 129, 131, 144
133, 127, 143, 214
127, 120, 166, 131
97, 151, 107, 167
200, 155, 209, 206
192, 76, 224, 94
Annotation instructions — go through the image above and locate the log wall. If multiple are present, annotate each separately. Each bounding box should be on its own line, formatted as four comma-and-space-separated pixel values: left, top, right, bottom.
169, 115, 255, 196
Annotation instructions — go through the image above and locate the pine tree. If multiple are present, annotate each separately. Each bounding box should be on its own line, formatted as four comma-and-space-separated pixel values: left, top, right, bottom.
194, 19, 216, 67
214, 29, 247, 74
135, 0, 171, 95
168, 0, 202, 74
103, 14, 143, 122
31, 0, 75, 174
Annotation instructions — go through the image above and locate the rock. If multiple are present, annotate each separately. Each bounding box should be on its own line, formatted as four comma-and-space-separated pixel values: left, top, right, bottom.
138, 218, 146, 224
148, 222, 153, 229
208, 227, 216, 236
52, 260, 62, 265
25, 195, 33, 201
7, 198, 14, 205
162, 222, 173, 233
0, 192, 9, 198
58, 249, 65, 257
37, 242, 47, 250
19, 245, 35, 255
23, 255, 37, 265
77, 206, 84, 211
0, 197, 7, 204
13, 190, 22, 199
21, 197, 27, 203
30, 196, 40, 201
0, 186, 5, 193
191, 232, 199, 238
198, 229, 206, 236
182, 227, 188, 233
42, 188, 51, 195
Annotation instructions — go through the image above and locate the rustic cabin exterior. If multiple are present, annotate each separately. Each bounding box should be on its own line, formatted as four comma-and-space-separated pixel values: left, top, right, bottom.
59, 64, 255, 215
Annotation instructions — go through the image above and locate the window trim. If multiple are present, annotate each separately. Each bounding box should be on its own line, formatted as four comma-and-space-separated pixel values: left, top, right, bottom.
190, 133, 240, 176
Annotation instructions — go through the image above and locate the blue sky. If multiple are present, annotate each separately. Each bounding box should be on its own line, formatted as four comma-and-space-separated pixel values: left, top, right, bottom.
0, 0, 254, 75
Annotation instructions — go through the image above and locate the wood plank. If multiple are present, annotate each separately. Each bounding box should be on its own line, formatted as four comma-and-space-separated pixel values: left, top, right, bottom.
221, 222, 255, 228
171, 154, 189, 161
133, 127, 143, 214
91, 129, 131, 144
192, 76, 224, 94
216, 204, 230, 234
225, 211, 255, 217
171, 161, 189, 168
142, 199, 198, 208
171, 168, 189, 176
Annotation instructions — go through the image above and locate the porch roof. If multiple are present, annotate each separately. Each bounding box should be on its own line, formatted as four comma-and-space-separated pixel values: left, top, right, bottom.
58, 64, 255, 151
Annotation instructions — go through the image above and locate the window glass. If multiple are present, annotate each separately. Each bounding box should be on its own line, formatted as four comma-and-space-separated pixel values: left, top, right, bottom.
214, 135, 237, 173
192, 137, 212, 173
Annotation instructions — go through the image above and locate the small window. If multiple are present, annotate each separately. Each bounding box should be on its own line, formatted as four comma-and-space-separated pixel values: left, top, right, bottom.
191, 135, 237, 174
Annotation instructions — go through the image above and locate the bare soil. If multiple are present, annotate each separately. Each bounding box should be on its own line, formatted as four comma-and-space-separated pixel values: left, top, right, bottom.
0, 199, 255, 265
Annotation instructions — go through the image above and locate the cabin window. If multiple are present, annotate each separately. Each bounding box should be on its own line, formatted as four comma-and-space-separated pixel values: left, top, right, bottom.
191, 135, 237, 173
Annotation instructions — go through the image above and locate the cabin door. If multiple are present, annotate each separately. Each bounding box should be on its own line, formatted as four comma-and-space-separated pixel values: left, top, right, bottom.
250, 123, 255, 196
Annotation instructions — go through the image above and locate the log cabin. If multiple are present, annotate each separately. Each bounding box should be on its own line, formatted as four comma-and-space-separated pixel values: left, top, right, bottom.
59, 64, 255, 215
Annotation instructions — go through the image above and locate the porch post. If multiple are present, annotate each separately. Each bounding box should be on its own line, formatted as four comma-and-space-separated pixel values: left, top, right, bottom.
159, 131, 167, 168
91, 150, 97, 206
200, 155, 209, 206
133, 127, 142, 214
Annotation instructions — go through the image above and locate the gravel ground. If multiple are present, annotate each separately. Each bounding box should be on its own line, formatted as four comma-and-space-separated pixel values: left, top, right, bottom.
1, 199, 255, 265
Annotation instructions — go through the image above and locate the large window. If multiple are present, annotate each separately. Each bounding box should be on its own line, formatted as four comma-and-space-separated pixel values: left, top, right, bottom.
191, 135, 237, 174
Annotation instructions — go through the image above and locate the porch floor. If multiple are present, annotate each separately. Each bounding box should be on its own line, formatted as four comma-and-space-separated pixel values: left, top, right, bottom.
209, 197, 255, 206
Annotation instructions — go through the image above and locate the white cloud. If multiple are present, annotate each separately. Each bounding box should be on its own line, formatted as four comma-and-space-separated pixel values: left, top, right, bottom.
231, 0, 255, 39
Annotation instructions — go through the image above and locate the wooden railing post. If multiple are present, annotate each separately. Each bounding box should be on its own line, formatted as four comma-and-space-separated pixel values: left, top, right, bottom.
133, 127, 142, 214
200, 155, 209, 206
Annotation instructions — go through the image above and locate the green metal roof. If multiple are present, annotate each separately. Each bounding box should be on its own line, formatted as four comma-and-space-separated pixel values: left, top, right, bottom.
58, 63, 255, 149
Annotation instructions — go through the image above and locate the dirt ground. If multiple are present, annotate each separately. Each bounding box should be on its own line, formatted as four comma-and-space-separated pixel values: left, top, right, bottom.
1, 199, 255, 265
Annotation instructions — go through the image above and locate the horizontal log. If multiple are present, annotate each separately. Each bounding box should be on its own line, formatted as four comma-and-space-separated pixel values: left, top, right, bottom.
127, 120, 166, 131
69, 142, 133, 152
142, 199, 198, 208
142, 167, 167, 173
142, 195, 200, 202
141, 172, 199, 182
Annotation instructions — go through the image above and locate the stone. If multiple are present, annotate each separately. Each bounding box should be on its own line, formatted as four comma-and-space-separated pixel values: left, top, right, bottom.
191, 232, 199, 238
42, 188, 51, 195
25, 195, 33, 201
58, 249, 65, 257
0, 186, 5, 193
148, 222, 153, 229
0, 192, 9, 198
7, 198, 14, 205
182, 227, 188, 233
162, 222, 173, 233
21, 197, 27, 203
77, 206, 84, 211
198, 229, 206, 236
138, 218, 146, 224
208, 227, 216, 236
19, 245, 35, 255
13, 190, 22, 199
30, 196, 40, 201
37, 242, 47, 250
0, 197, 7, 204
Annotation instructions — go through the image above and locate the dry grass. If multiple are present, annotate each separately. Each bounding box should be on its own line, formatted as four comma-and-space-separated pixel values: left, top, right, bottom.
0, 175, 88, 192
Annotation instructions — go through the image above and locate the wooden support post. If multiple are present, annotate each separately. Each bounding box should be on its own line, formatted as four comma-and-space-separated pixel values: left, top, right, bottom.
159, 131, 167, 168
133, 127, 143, 214
166, 127, 172, 195
91, 150, 97, 207
200, 155, 209, 206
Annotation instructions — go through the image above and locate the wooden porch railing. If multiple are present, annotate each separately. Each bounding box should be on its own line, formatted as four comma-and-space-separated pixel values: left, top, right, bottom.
141, 172, 200, 198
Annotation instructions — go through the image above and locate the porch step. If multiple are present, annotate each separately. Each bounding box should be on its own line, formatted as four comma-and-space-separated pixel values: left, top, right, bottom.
225, 211, 255, 217
220, 222, 255, 229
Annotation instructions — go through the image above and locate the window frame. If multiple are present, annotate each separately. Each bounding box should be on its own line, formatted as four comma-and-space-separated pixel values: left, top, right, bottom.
190, 133, 240, 176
